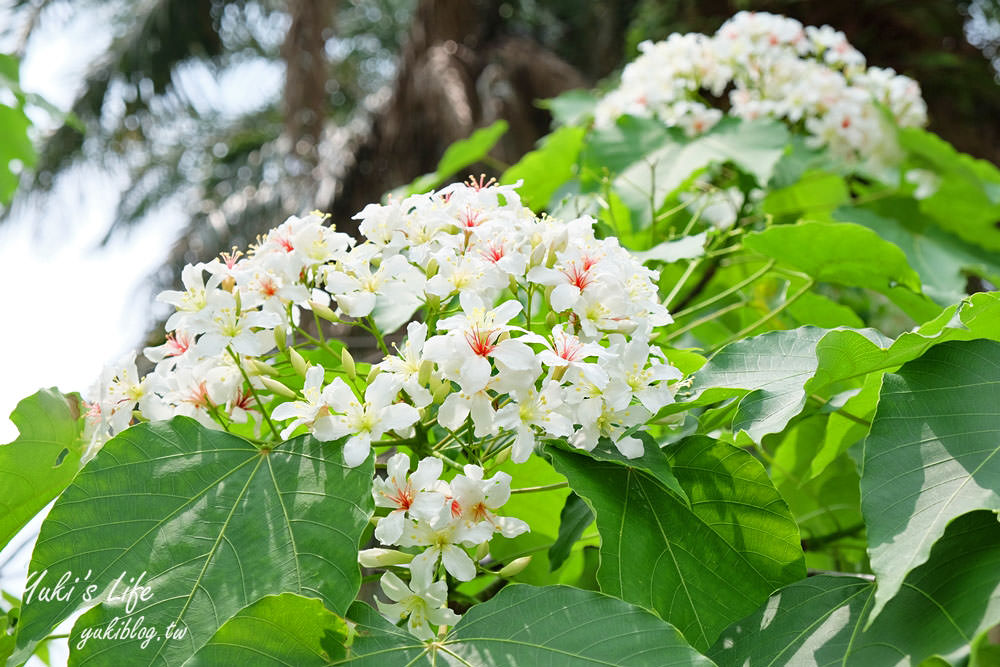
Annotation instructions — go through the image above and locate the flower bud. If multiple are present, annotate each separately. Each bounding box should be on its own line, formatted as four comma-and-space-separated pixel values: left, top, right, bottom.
358, 548, 414, 568
308, 300, 339, 322
474, 542, 491, 562
274, 326, 287, 351
491, 446, 511, 467
367, 364, 381, 382
497, 556, 532, 578
417, 359, 434, 386
221, 276, 236, 293
545, 311, 559, 329
261, 377, 297, 399
341, 348, 357, 380
432, 379, 451, 404
425, 258, 439, 278
289, 348, 308, 377
247, 359, 280, 378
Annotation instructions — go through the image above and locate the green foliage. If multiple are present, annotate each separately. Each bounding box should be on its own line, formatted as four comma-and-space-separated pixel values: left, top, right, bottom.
550, 437, 805, 651
710, 511, 1000, 666
0, 389, 86, 549
0, 54, 36, 205
11, 418, 373, 666
403, 120, 509, 195
862, 339, 1000, 622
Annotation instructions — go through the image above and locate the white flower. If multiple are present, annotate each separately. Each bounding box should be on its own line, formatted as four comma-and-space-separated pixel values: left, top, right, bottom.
271, 366, 330, 439
376, 571, 460, 641
495, 381, 572, 464
373, 453, 446, 544
399, 504, 494, 582
317, 374, 421, 467
449, 465, 530, 538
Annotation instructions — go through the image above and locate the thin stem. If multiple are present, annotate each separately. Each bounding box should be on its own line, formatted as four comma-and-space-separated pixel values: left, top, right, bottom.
671, 260, 776, 321
510, 481, 568, 494
713, 279, 815, 351
662, 300, 746, 344
363, 316, 391, 356
227, 347, 279, 441
663, 259, 701, 309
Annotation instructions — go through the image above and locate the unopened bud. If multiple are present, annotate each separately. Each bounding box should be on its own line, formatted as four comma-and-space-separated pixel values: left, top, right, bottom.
261, 376, 297, 399
417, 359, 434, 386
432, 379, 452, 404
274, 326, 287, 351
247, 359, 280, 377
289, 348, 308, 377
497, 556, 532, 578
425, 258, 439, 278
309, 300, 339, 322
474, 542, 491, 562
357, 548, 414, 568
221, 276, 236, 293
551, 365, 567, 382
341, 348, 356, 380
367, 364, 381, 382
233, 288, 242, 313
491, 446, 511, 467
545, 311, 559, 329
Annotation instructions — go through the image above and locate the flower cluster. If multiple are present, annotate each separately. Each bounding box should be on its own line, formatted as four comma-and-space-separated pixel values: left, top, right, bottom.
594, 11, 927, 164
362, 453, 528, 639
85, 178, 681, 466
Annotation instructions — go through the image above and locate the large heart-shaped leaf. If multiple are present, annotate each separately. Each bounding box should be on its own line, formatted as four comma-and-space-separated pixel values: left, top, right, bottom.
12, 417, 373, 666
861, 338, 1000, 623
549, 437, 805, 651
709, 510, 1000, 666
0, 389, 85, 549
187, 585, 715, 666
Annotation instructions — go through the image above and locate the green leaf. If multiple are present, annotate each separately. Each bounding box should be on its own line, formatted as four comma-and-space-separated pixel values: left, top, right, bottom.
689, 327, 829, 442
500, 126, 584, 212
764, 167, 848, 215
709, 510, 1000, 666
762, 170, 849, 218
540, 88, 598, 126
743, 220, 938, 321
12, 417, 374, 666
344, 584, 715, 665
900, 127, 1000, 252
835, 202, 1000, 307
581, 113, 672, 176
862, 339, 1000, 624
550, 437, 805, 651
0, 103, 35, 204
403, 120, 508, 195
547, 493, 593, 572
182, 594, 350, 666
806, 291, 1000, 395
613, 118, 788, 229
0, 389, 85, 550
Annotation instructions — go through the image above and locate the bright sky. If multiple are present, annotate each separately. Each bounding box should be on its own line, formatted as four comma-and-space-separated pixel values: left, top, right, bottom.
0, 5, 282, 662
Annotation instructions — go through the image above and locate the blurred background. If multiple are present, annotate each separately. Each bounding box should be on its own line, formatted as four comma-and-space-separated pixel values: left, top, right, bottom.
1, 0, 1000, 660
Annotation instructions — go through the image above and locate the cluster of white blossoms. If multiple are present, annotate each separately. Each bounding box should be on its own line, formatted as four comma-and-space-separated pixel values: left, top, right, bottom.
361, 453, 528, 639
83, 178, 681, 466
594, 11, 927, 164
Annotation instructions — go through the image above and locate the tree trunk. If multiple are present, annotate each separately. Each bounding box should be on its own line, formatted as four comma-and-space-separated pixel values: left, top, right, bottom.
328, 0, 586, 223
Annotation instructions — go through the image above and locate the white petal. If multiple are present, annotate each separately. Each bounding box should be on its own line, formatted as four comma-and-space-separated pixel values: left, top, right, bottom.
374, 510, 406, 545
441, 545, 476, 581
490, 340, 536, 370
459, 355, 492, 394
411, 457, 443, 489
379, 571, 411, 603
343, 433, 371, 467
550, 283, 580, 312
